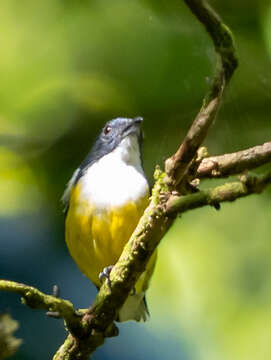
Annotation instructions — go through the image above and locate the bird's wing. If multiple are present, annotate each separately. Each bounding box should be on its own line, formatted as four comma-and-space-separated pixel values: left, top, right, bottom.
61, 168, 80, 214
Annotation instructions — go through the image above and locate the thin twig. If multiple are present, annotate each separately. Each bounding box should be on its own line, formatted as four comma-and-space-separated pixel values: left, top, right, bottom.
0, 280, 84, 337
197, 142, 271, 178
165, 0, 238, 187
166, 171, 271, 214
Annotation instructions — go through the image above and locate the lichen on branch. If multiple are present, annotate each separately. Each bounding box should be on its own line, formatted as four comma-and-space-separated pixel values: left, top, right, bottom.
0, 280, 84, 337
166, 171, 271, 214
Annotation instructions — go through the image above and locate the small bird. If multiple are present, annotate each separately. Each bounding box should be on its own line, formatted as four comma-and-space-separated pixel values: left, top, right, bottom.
62, 117, 157, 322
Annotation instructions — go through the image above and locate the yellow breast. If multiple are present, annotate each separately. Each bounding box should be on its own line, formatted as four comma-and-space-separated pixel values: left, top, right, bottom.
65, 182, 151, 287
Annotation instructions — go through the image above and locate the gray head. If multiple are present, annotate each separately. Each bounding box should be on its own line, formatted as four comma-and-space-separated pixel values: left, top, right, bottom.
62, 117, 144, 212
75, 117, 144, 184
87, 117, 143, 163
81, 117, 143, 168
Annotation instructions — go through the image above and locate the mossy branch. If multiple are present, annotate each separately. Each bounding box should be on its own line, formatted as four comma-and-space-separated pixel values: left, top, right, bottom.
2, 1, 270, 360
166, 171, 271, 214
0, 280, 85, 337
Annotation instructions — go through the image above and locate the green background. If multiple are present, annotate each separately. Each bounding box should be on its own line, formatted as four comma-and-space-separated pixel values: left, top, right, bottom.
0, 1, 271, 359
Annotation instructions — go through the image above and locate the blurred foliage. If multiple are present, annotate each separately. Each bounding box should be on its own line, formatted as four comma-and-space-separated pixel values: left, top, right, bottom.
0, 0, 271, 359
0, 313, 22, 359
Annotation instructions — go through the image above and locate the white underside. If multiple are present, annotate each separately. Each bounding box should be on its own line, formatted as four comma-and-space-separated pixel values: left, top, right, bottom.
77, 135, 149, 211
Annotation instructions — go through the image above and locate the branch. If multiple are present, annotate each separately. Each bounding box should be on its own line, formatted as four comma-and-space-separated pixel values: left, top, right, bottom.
197, 142, 271, 178
0, 280, 84, 337
165, 0, 238, 187
166, 171, 271, 214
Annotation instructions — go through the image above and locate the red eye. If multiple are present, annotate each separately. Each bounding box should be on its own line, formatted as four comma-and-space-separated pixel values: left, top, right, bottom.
104, 125, 112, 135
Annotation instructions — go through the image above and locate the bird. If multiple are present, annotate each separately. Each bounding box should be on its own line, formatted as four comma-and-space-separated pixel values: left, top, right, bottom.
62, 117, 157, 322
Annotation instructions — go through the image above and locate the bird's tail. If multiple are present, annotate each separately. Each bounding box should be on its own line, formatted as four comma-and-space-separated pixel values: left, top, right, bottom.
118, 293, 149, 322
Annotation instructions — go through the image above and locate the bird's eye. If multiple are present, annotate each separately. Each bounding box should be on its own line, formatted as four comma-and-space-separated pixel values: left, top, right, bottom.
104, 125, 112, 135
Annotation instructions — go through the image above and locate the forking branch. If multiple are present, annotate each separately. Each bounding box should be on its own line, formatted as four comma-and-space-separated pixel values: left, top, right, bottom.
0, 1, 270, 359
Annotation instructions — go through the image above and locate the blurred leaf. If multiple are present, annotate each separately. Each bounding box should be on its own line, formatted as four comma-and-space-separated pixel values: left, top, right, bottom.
150, 196, 271, 360
0, 149, 43, 216
262, 2, 271, 59
0, 313, 22, 359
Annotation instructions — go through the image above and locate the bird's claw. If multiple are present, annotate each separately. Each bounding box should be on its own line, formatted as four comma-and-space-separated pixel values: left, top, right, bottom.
99, 265, 114, 290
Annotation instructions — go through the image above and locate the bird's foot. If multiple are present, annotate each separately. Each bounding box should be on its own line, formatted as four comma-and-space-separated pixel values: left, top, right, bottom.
99, 265, 114, 290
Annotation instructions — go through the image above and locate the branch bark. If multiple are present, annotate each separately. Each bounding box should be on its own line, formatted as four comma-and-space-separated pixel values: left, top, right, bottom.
0, 280, 86, 337
166, 171, 271, 214
197, 142, 271, 178
1, 1, 270, 360
0, 281, 75, 317
165, 0, 238, 188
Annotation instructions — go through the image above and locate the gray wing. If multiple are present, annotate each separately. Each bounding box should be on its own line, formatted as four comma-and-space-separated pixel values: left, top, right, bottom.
61, 168, 80, 214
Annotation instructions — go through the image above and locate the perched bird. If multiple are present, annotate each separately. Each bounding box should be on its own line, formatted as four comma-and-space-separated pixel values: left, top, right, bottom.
62, 117, 157, 322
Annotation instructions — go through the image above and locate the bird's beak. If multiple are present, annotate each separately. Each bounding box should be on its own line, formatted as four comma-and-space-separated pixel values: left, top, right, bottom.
122, 117, 143, 137
133, 116, 143, 124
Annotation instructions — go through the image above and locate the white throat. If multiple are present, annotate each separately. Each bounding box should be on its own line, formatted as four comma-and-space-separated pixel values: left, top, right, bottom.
78, 135, 149, 210
112, 135, 142, 166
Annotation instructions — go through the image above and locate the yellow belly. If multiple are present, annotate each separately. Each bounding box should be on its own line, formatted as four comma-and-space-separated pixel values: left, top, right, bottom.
65, 183, 156, 289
